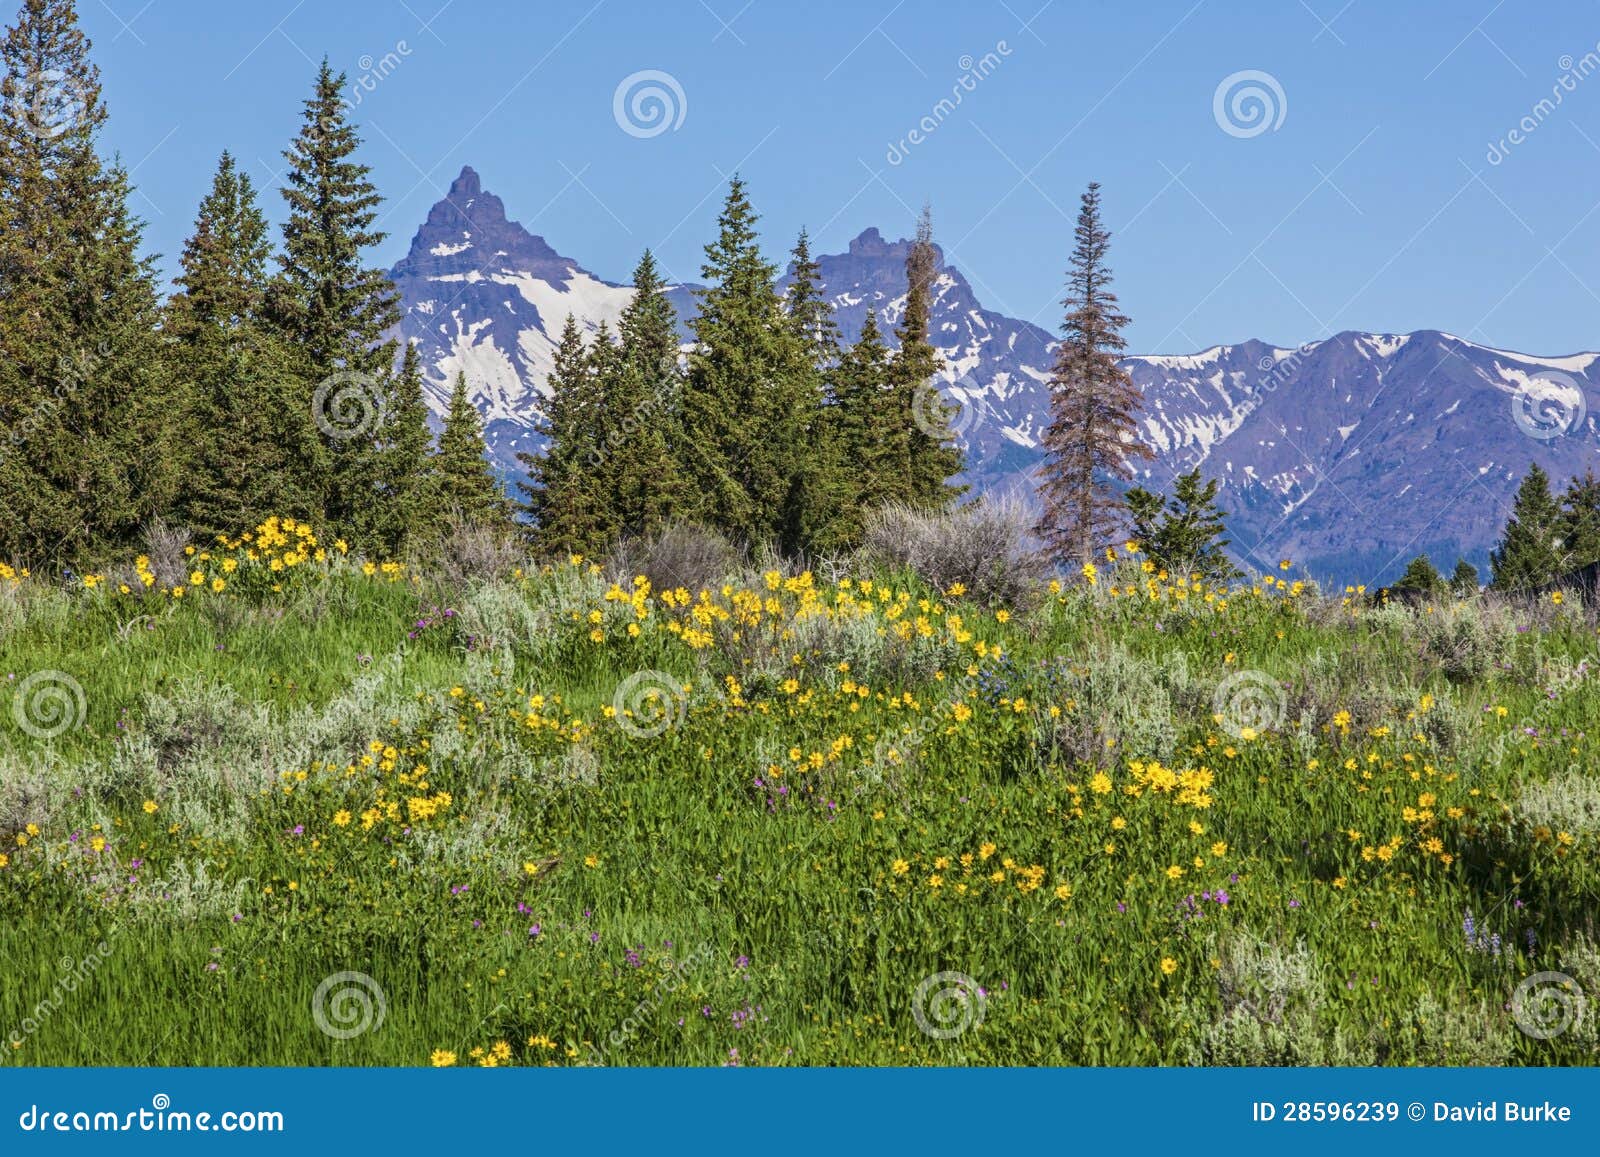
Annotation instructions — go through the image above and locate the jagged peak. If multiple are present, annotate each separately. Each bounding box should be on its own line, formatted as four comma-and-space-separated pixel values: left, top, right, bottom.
394, 164, 561, 273
449, 164, 481, 198
848, 226, 889, 256
840, 225, 946, 270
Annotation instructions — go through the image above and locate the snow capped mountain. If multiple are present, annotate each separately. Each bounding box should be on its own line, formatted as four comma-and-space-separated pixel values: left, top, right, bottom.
391, 165, 639, 465
392, 167, 1600, 585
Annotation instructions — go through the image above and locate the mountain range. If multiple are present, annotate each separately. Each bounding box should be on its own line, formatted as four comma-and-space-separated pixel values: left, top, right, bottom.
391, 166, 1600, 586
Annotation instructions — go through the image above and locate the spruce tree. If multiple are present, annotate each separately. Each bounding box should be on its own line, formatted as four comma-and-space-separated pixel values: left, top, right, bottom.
167, 151, 321, 539
604, 250, 687, 540
430, 372, 504, 524
828, 308, 898, 545
268, 58, 400, 545
1036, 183, 1153, 569
370, 341, 434, 552
1123, 469, 1239, 580
889, 205, 964, 509
678, 177, 813, 551
1391, 554, 1445, 596
1559, 468, 1600, 570
785, 228, 840, 368
1449, 558, 1480, 596
0, 0, 176, 563
780, 228, 846, 553
518, 314, 605, 555
1490, 463, 1565, 591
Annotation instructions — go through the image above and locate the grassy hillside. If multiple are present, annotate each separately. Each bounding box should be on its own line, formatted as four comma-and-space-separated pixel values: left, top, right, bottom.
1, 517, 1597, 1066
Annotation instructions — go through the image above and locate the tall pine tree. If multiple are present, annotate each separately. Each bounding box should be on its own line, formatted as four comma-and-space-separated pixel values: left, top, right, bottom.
518, 314, 606, 555
602, 249, 687, 540
825, 308, 898, 547
369, 341, 435, 552
268, 58, 400, 547
785, 228, 841, 367
1036, 183, 1152, 569
0, 0, 176, 563
167, 150, 321, 539
1490, 463, 1565, 591
780, 228, 846, 553
889, 205, 964, 509
678, 177, 813, 551
1559, 468, 1600, 571
429, 372, 504, 524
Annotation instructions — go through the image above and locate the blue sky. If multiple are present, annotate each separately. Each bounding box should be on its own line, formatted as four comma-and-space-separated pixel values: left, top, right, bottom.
81, 0, 1600, 353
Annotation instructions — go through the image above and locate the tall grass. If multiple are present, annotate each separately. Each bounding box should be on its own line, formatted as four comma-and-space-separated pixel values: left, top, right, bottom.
1, 523, 1597, 1066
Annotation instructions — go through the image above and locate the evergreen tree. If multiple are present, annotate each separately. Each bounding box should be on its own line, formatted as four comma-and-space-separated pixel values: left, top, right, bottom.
1490, 463, 1565, 591
169, 150, 271, 329
1123, 470, 1239, 580
829, 308, 901, 544
0, 0, 177, 563
603, 249, 687, 540
1036, 183, 1153, 569
518, 314, 605, 555
370, 341, 434, 552
678, 177, 813, 551
1559, 468, 1600, 570
780, 228, 847, 552
784, 228, 840, 368
1449, 558, 1480, 596
430, 372, 504, 523
1391, 554, 1445, 596
889, 205, 964, 508
268, 58, 400, 545
167, 151, 321, 539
